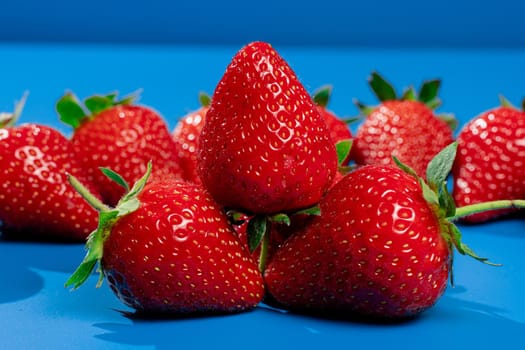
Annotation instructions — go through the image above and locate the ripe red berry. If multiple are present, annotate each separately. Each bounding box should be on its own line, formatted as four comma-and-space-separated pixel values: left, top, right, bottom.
453, 97, 525, 222
66, 164, 264, 315
197, 42, 337, 215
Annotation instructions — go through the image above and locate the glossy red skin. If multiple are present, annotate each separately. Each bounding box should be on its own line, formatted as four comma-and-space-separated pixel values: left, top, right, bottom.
317, 106, 353, 165
317, 106, 352, 144
264, 165, 450, 318
172, 106, 208, 184
198, 42, 337, 214
102, 180, 264, 314
72, 105, 184, 206
352, 100, 454, 178
453, 106, 525, 223
0, 124, 98, 240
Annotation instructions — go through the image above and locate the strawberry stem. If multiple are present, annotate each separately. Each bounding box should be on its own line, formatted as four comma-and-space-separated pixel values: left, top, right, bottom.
258, 230, 270, 273
67, 174, 110, 212
449, 199, 525, 221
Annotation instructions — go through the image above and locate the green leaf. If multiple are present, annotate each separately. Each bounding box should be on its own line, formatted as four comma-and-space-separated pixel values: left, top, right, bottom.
342, 116, 362, 125
401, 87, 418, 101
294, 204, 321, 216
418, 79, 441, 104
226, 210, 247, 224
269, 213, 291, 226
368, 71, 397, 102
335, 139, 353, 166
57, 92, 87, 129
448, 223, 500, 266
393, 156, 418, 179
118, 89, 142, 106
84, 95, 116, 115
438, 182, 456, 218
426, 142, 457, 190
420, 180, 439, 206
425, 97, 442, 110
120, 161, 152, 204
312, 85, 332, 107
100, 167, 130, 192
199, 92, 212, 107
521, 98, 525, 111
353, 99, 375, 116
64, 258, 98, 289
247, 215, 268, 253
437, 113, 458, 131
499, 94, 515, 108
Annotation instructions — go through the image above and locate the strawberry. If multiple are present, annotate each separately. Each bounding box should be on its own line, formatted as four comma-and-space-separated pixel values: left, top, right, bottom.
264, 143, 514, 319
57, 91, 184, 206
312, 85, 353, 146
197, 41, 338, 215
65, 164, 264, 314
452, 96, 525, 223
172, 92, 210, 184
0, 94, 98, 241
351, 72, 455, 178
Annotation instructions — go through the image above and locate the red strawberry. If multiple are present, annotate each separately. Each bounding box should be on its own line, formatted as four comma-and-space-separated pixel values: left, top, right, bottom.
452, 97, 525, 223
172, 93, 210, 184
197, 42, 337, 215
57, 91, 184, 206
66, 164, 264, 314
351, 72, 455, 178
265, 143, 502, 319
228, 210, 314, 271
0, 94, 98, 241
312, 85, 353, 146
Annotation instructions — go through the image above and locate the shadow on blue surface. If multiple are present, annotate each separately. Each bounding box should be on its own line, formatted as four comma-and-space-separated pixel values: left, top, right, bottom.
0, 236, 84, 303
91, 294, 525, 349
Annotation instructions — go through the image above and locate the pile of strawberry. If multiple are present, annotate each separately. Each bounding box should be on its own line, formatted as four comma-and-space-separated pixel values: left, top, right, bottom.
1, 41, 523, 320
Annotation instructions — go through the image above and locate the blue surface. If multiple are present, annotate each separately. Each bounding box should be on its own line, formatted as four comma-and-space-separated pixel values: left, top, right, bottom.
0, 1, 524, 48
0, 43, 524, 349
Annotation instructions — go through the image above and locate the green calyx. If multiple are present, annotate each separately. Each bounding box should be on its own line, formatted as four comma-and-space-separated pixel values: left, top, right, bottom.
199, 92, 212, 108
65, 162, 152, 290
394, 142, 501, 267
354, 71, 457, 130
0, 92, 29, 128
236, 205, 321, 273
313, 85, 333, 108
499, 95, 525, 111
57, 90, 141, 129
313, 85, 361, 126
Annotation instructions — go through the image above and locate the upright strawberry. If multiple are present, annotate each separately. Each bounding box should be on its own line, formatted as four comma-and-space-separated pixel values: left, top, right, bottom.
172, 92, 210, 184
351, 72, 455, 178
452, 96, 525, 223
197, 42, 337, 215
265, 143, 521, 319
0, 94, 98, 241
57, 91, 184, 206
66, 164, 264, 314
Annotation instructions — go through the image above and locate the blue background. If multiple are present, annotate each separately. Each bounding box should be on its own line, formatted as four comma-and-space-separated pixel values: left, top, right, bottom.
0, 1, 524, 349
0, 0, 524, 48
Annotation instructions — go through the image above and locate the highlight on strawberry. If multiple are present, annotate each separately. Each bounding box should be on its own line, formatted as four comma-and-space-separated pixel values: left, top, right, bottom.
452, 96, 525, 223
57, 90, 184, 206
0, 93, 99, 241
65, 162, 264, 315
264, 142, 525, 319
